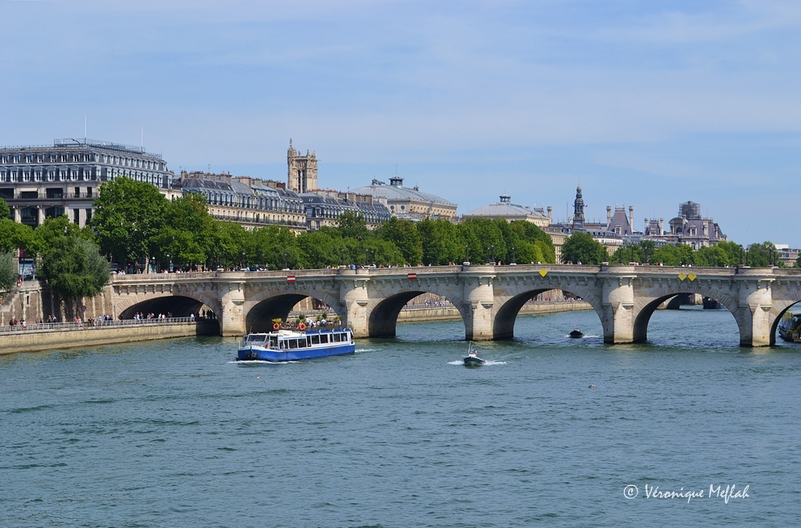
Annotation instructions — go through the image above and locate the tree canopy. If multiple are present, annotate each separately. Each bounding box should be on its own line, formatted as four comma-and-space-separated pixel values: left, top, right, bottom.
561, 232, 606, 265
90, 176, 169, 264
37, 217, 110, 305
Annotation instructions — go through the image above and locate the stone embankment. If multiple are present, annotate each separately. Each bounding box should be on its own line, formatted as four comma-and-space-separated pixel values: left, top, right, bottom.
395, 300, 592, 323
0, 318, 220, 355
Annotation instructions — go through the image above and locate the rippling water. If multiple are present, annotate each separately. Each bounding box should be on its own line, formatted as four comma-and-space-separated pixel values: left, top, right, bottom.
2, 308, 800, 527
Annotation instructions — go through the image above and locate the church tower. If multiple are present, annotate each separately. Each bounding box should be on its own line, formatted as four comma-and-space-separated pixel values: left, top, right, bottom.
287, 139, 318, 193
572, 185, 585, 230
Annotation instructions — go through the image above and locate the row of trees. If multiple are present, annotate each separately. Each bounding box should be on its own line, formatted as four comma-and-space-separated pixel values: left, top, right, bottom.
87, 177, 557, 271
0, 199, 110, 306
1, 176, 798, 307
561, 231, 790, 268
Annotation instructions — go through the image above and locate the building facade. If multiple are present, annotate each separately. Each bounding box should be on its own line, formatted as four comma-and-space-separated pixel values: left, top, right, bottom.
301, 189, 391, 231
0, 138, 172, 228
178, 172, 307, 232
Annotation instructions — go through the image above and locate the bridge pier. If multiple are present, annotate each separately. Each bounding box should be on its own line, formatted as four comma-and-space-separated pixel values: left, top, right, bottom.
600, 271, 636, 344
342, 275, 370, 338
737, 277, 774, 347
219, 282, 246, 337
465, 273, 495, 341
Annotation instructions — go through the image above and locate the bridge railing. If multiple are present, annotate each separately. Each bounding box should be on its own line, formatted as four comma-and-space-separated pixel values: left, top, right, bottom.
0, 316, 207, 335
106, 263, 801, 286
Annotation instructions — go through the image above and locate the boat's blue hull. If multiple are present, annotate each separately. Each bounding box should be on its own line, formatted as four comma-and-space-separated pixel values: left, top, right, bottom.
237, 343, 356, 362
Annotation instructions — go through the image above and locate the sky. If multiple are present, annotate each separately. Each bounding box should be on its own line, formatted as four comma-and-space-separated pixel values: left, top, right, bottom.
1, 0, 799, 247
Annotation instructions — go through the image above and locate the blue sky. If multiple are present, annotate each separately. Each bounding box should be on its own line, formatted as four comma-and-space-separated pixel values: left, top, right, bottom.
2, 0, 799, 246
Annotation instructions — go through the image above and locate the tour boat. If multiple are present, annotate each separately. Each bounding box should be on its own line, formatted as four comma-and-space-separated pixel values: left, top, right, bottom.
463, 342, 486, 367
237, 327, 355, 362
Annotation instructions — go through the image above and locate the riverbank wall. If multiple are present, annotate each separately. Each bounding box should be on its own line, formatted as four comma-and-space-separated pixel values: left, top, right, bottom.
396, 300, 592, 323
0, 320, 220, 355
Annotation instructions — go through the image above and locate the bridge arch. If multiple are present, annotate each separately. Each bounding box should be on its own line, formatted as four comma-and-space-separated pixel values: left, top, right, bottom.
770, 299, 801, 346
116, 292, 220, 320
366, 291, 469, 338
493, 286, 605, 340
631, 285, 740, 344
244, 286, 344, 334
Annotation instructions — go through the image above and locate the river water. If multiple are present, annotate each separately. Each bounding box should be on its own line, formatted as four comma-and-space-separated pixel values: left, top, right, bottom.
1, 308, 800, 527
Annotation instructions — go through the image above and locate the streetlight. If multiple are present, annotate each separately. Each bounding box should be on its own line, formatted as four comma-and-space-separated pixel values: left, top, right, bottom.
464, 244, 469, 264
487, 244, 494, 264
510, 246, 515, 265
340, 247, 345, 266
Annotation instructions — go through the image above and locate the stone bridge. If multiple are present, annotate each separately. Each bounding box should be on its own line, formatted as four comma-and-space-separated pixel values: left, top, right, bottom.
107, 264, 801, 347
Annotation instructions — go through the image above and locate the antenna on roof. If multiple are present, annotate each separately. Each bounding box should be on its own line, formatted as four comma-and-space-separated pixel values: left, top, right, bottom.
84, 115, 86, 141
141, 125, 144, 148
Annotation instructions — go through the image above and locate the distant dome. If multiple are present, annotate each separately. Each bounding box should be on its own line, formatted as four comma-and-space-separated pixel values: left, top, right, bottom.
463, 195, 549, 227
350, 177, 454, 207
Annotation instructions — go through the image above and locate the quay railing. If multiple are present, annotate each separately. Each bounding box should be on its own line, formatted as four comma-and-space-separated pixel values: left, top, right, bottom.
0, 316, 212, 336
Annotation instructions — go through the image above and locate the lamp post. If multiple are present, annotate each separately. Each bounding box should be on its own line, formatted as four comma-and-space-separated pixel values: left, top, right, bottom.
511, 246, 515, 265
464, 244, 469, 264
487, 244, 494, 264
340, 247, 345, 266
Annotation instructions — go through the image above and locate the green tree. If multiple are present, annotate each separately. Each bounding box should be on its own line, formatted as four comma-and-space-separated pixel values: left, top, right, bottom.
560, 232, 606, 265
248, 225, 300, 270
375, 217, 422, 265
716, 241, 743, 266
746, 241, 777, 267
507, 220, 556, 264
417, 218, 463, 265
297, 230, 340, 269
39, 231, 110, 312
0, 197, 10, 220
0, 250, 16, 291
0, 218, 34, 253
207, 220, 249, 269
459, 218, 505, 264
651, 244, 695, 266
153, 193, 214, 269
90, 177, 168, 265
695, 245, 730, 267
337, 211, 369, 241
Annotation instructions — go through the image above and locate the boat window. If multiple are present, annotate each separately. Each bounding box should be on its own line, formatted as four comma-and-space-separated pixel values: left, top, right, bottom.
332, 333, 340, 342
320, 334, 329, 344
310, 335, 320, 345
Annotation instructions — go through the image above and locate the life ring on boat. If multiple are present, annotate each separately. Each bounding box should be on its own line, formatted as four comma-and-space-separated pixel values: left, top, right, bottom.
273, 323, 280, 330
298, 323, 307, 331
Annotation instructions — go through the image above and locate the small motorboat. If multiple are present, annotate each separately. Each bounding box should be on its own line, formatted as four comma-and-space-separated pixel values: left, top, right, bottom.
569, 328, 584, 339
463, 342, 486, 367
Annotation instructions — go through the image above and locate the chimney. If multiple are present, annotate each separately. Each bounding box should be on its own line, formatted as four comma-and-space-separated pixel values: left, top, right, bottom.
606, 206, 612, 225
629, 206, 634, 229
